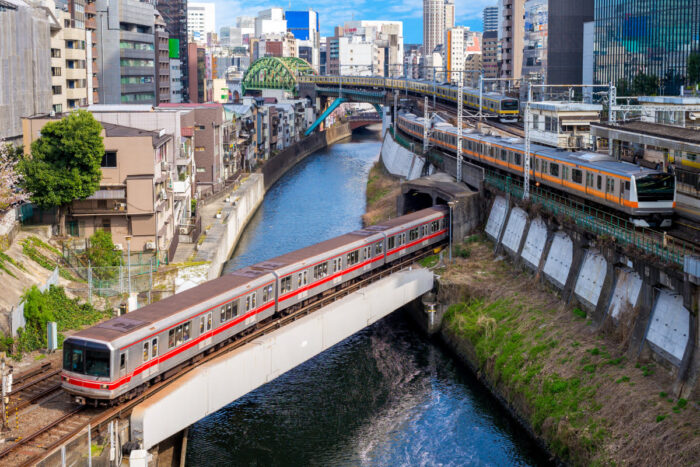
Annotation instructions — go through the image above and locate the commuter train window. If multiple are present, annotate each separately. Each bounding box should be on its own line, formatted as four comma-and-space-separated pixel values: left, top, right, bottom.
183, 322, 191, 341
388, 236, 395, 249
562, 166, 569, 180
514, 153, 521, 166
152, 338, 158, 358
143, 341, 149, 362
220, 306, 226, 323
200, 316, 205, 334
226, 303, 233, 320
251, 293, 256, 309
169, 328, 176, 348
246, 296, 251, 312
120, 353, 126, 371
263, 286, 269, 302
572, 169, 583, 184
175, 325, 183, 346
597, 175, 602, 190
625, 181, 630, 191
500, 149, 507, 161
550, 163, 559, 177
281, 276, 291, 293
303, 271, 308, 285
409, 228, 419, 241
375, 241, 383, 255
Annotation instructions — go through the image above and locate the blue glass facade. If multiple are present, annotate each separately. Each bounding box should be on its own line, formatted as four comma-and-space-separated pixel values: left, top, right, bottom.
594, 0, 700, 93
286, 11, 319, 41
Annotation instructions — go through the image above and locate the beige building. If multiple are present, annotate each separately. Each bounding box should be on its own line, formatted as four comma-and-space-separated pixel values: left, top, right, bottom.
22, 116, 177, 255
499, 0, 524, 80
50, 7, 90, 113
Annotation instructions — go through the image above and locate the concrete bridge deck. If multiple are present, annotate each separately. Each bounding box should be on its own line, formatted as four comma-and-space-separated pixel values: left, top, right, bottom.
130, 267, 434, 454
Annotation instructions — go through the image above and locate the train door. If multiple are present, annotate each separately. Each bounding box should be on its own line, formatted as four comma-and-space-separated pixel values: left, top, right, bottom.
118, 351, 127, 380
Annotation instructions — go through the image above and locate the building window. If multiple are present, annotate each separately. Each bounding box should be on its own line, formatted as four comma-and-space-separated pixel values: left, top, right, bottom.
51, 48, 61, 58
51, 67, 61, 77
53, 104, 63, 113
52, 85, 62, 95
119, 41, 155, 51
120, 58, 155, 67
101, 151, 117, 168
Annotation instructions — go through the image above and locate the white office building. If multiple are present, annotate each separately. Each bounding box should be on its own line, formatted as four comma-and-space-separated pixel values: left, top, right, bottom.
187, 2, 215, 43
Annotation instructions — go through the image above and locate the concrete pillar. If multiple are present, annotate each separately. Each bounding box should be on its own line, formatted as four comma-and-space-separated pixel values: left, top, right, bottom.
592, 251, 616, 324
562, 232, 587, 303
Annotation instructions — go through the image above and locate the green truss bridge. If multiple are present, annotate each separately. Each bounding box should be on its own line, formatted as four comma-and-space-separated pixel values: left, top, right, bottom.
241, 57, 316, 95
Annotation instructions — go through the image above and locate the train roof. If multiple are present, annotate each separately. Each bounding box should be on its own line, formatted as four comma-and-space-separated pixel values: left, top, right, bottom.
70, 270, 271, 344
399, 112, 663, 178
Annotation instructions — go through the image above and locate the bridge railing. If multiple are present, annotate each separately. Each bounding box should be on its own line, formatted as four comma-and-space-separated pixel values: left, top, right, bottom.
484, 169, 697, 267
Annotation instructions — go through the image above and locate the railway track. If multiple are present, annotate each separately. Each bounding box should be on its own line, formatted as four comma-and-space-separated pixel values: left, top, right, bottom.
0, 249, 441, 466
7, 368, 62, 414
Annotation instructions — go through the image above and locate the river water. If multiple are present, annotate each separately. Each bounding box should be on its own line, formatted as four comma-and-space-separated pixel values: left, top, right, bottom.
186, 127, 549, 466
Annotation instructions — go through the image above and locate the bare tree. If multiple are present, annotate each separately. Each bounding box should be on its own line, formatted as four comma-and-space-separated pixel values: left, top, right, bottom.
0, 143, 29, 212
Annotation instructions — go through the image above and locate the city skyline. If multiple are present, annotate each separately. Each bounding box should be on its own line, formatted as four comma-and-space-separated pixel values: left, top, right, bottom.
209, 0, 494, 42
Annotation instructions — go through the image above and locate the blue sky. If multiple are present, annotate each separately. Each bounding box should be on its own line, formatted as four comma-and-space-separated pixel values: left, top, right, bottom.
212, 0, 495, 43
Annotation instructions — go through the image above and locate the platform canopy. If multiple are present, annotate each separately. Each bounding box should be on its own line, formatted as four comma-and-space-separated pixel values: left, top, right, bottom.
241, 57, 316, 95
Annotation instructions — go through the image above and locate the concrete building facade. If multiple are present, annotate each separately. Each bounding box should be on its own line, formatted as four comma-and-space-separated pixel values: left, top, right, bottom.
155, 12, 171, 104
499, 0, 524, 80
483, 5, 498, 32
187, 2, 214, 43
546, 0, 593, 85
155, 0, 188, 102
482, 30, 499, 79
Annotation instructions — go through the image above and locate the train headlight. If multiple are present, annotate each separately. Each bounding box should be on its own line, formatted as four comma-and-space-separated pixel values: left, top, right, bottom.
100, 384, 109, 389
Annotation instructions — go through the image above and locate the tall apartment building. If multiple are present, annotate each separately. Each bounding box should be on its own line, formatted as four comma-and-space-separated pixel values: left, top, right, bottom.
521, 0, 547, 80
187, 2, 214, 43
340, 21, 404, 76
483, 5, 498, 32
422, 0, 445, 55
444, 0, 454, 31
0, 0, 52, 141
445, 26, 481, 83
498, 0, 524, 80
50, 6, 90, 113
482, 30, 499, 79
155, 11, 171, 104
155, 0, 188, 102
95, 0, 157, 104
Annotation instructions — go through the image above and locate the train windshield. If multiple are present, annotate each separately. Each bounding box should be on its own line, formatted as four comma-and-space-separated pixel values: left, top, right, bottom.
636, 174, 675, 201
63, 339, 110, 378
502, 99, 519, 110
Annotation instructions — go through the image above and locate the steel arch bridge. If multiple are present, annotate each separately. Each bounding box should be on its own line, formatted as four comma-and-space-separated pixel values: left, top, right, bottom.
241, 57, 316, 95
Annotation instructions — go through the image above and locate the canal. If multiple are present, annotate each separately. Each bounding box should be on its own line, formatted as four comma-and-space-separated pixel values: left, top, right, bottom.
186, 127, 549, 466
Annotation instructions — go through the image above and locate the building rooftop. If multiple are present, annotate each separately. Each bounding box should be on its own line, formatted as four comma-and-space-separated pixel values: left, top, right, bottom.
591, 121, 700, 145
529, 101, 603, 112
158, 103, 223, 109
638, 96, 700, 105
89, 104, 156, 112
101, 122, 172, 147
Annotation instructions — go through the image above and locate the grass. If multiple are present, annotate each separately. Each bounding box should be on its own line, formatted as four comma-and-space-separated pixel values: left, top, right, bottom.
445, 299, 605, 461
363, 161, 400, 226
0, 250, 24, 278
419, 254, 439, 268
572, 308, 587, 319
21, 236, 80, 281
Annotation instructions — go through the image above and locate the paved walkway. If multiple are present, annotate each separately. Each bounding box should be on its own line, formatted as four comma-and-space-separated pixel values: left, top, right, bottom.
171, 174, 253, 264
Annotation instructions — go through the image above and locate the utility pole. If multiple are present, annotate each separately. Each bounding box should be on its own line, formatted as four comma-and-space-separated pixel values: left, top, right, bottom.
423, 96, 430, 155
608, 81, 617, 123
523, 82, 532, 200
393, 90, 398, 131
457, 71, 463, 183
478, 73, 483, 127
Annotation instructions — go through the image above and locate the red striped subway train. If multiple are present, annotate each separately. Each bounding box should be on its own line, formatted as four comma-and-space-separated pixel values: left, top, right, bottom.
61, 207, 447, 404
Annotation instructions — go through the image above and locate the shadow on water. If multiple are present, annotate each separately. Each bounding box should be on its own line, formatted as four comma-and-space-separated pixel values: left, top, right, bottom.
187, 127, 550, 466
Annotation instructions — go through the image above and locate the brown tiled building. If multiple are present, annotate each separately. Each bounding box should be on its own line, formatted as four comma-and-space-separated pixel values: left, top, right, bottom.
22, 117, 177, 255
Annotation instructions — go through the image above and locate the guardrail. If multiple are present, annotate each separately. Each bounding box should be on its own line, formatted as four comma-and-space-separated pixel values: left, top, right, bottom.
484, 170, 697, 266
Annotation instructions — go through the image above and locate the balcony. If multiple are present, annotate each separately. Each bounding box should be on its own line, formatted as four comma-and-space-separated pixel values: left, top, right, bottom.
171, 178, 191, 197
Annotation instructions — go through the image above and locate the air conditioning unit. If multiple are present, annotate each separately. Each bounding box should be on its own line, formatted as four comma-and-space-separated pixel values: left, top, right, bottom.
179, 226, 188, 234
145, 241, 156, 251
114, 243, 123, 251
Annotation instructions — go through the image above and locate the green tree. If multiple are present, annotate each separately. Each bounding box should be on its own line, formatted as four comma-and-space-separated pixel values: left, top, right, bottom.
17, 110, 104, 235
86, 230, 122, 280
687, 52, 700, 87
631, 73, 659, 96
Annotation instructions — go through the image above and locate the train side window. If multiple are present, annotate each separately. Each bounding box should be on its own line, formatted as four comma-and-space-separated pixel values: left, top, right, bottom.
232, 302, 238, 317
297, 273, 303, 288
143, 342, 149, 362
226, 303, 233, 320
514, 153, 521, 166
303, 271, 308, 285
120, 353, 126, 371
183, 322, 191, 341
375, 241, 383, 255
263, 286, 269, 302
207, 313, 212, 331
409, 228, 419, 241
597, 175, 602, 190
500, 149, 507, 161
220, 306, 226, 323
267, 285, 274, 302
572, 169, 583, 184
175, 325, 183, 346
625, 181, 630, 191
200, 316, 205, 334
246, 296, 250, 312
550, 163, 559, 177
168, 329, 175, 348
563, 166, 569, 180
152, 338, 158, 358
251, 293, 256, 309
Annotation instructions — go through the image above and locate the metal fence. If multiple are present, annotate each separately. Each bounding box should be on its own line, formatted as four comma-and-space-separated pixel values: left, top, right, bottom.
485, 170, 697, 266
60, 261, 159, 300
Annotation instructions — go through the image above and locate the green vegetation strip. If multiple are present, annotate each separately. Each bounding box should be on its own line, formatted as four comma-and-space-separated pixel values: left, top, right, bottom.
445, 299, 608, 462
22, 235, 80, 281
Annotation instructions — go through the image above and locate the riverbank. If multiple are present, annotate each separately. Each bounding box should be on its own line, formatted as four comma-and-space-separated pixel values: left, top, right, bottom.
362, 163, 700, 466
362, 161, 400, 226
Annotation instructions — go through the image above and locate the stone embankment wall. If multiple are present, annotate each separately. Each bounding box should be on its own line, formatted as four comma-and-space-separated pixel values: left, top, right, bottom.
379, 131, 426, 180
483, 194, 700, 398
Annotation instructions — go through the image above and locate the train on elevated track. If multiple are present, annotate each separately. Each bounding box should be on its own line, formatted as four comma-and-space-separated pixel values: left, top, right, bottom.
299, 75, 520, 122
61, 208, 448, 405
397, 112, 676, 228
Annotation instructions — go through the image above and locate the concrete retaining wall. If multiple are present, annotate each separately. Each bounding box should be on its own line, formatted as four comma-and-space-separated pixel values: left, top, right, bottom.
380, 131, 425, 180
482, 198, 700, 398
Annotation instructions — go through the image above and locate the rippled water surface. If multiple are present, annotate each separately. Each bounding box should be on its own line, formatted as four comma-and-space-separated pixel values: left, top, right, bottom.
187, 128, 548, 466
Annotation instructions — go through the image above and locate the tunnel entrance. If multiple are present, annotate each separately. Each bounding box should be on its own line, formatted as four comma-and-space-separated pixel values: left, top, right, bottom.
403, 189, 434, 214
